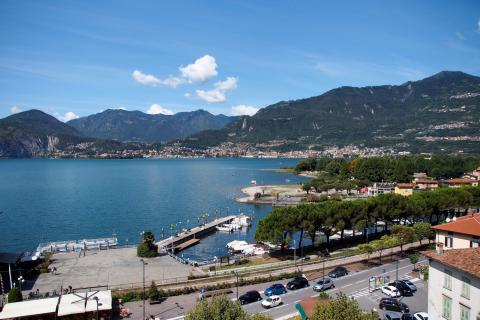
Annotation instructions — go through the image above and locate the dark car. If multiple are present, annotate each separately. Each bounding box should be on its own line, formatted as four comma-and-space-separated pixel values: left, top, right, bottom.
286, 277, 309, 290
379, 298, 410, 313
384, 312, 413, 320
328, 266, 348, 278
399, 279, 417, 292
238, 290, 262, 305
388, 280, 413, 296
264, 283, 287, 296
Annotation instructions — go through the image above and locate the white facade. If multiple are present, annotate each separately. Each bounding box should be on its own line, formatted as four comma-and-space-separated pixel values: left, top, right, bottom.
428, 260, 480, 320
435, 230, 480, 250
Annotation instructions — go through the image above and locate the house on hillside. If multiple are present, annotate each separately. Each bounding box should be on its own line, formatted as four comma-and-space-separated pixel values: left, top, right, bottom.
446, 178, 479, 188
367, 182, 395, 197
423, 247, 480, 320
412, 178, 439, 190
432, 212, 480, 250
394, 183, 414, 196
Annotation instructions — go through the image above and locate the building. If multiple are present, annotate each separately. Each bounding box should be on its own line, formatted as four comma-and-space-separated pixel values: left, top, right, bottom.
412, 178, 439, 190
432, 213, 480, 250
0, 290, 112, 320
394, 183, 414, 196
423, 247, 480, 320
367, 182, 395, 197
446, 178, 479, 188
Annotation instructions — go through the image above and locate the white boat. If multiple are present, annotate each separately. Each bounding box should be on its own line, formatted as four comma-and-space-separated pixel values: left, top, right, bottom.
231, 214, 252, 228
216, 225, 234, 232
250, 180, 257, 185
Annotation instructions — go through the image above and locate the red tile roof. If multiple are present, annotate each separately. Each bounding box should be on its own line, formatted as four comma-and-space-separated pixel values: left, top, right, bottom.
447, 178, 475, 184
396, 183, 414, 189
414, 179, 439, 184
432, 213, 480, 237
422, 247, 480, 278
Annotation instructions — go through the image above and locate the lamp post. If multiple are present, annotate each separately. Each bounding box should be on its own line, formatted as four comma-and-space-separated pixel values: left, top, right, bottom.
93, 296, 102, 320
233, 271, 239, 300
293, 239, 296, 268
17, 276, 24, 291
140, 259, 148, 320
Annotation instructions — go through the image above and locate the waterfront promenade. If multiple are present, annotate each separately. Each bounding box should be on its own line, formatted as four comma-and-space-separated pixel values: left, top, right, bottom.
29, 247, 202, 294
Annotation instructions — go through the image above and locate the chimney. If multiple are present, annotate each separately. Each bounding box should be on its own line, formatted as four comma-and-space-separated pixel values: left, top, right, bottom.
436, 242, 444, 255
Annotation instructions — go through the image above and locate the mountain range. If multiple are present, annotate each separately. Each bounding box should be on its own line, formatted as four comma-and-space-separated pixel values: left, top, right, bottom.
1, 71, 479, 158
0, 109, 234, 157
183, 71, 480, 153
68, 109, 235, 143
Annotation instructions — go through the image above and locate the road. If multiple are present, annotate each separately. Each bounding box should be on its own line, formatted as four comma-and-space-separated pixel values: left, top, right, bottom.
125, 257, 428, 320
242, 257, 428, 319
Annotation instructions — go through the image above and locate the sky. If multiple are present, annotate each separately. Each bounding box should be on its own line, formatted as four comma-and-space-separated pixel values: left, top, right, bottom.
0, 0, 479, 121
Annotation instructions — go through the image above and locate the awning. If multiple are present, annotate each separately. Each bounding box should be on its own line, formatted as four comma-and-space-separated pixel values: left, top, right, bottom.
0, 297, 58, 319
57, 290, 112, 316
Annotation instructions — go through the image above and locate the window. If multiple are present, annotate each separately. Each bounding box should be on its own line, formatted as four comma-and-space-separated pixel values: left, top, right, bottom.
444, 235, 453, 248
471, 237, 479, 248
442, 295, 452, 320
460, 304, 470, 320
444, 269, 452, 290
462, 277, 471, 299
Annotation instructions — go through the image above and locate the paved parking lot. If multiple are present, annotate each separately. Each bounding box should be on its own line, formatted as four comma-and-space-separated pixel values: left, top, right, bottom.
354, 274, 428, 318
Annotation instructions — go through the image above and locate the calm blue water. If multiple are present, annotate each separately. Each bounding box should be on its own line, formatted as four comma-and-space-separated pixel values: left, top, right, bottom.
0, 158, 305, 261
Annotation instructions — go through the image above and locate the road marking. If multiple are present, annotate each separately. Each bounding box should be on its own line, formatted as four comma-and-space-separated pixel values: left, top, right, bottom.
164, 316, 185, 320
275, 312, 299, 320
342, 283, 353, 288
355, 280, 364, 284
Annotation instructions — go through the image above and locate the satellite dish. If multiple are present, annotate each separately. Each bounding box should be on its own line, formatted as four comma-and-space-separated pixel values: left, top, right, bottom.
452, 216, 457, 221
446, 218, 451, 223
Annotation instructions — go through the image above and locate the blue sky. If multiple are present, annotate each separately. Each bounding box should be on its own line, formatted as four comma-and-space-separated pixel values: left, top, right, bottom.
1, 0, 479, 120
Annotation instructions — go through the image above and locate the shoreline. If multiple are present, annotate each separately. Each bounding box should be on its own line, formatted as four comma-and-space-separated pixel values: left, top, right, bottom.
235, 184, 307, 205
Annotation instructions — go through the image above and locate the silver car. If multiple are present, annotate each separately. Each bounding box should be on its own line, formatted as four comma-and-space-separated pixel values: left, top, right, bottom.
313, 277, 334, 292
400, 279, 417, 292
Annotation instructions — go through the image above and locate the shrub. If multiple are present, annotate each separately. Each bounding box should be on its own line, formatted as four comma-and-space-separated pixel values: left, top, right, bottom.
137, 242, 157, 258
8, 287, 23, 303
148, 281, 160, 301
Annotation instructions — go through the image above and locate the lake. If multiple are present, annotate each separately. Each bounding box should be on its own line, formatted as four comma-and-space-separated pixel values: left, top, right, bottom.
0, 158, 306, 261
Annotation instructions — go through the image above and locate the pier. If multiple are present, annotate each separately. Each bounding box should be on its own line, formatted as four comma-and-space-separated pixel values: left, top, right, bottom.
157, 215, 236, 252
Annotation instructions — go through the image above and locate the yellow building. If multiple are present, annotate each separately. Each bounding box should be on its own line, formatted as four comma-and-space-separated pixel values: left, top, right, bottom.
394, 183, 414, 196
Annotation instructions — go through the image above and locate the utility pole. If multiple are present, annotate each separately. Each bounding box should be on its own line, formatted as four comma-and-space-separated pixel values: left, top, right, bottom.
396, 259, 399, 280
234, 271, 239, 300
140, 259, 148, 320
322, 260, 325, 281
293, 239, 296, 268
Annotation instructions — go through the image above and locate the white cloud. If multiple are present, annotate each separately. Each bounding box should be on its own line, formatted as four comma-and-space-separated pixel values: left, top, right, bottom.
231, 105, 259, 116
196, 89, 226, 103
146, 104, 174, 115
179, 55, 218, 84
59, 111, 79, 122
214, 77, 238, 91
195, 77, 238, 103
10, 106, 21, 114
132, 70, 161, 86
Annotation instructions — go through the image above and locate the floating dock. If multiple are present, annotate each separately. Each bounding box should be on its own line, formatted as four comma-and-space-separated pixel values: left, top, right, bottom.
157, 215, 236, 252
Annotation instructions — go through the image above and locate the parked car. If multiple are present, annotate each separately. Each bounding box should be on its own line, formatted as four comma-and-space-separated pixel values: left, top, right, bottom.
384, 312, 413, 320
413, 312, 430, 320
328, 266, 348, 278
238, 291, 262, 305
379, 298, 410, 313
313, 278, 334, 292
388, 280, 413, 296
381, 285, 401, 297
264, 283, 287, 296
286, 277, 309, 290
261, 295, 282, 308
400, 279, 417, 292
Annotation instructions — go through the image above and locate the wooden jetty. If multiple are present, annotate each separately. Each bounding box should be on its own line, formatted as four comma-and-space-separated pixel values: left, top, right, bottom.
157, 215, 236, 253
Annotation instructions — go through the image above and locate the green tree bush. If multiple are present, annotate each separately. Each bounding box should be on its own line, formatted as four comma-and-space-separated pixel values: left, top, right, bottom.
311, 292, 377, 320
137, 230, 158, 258
148, 281, 160, 301
8, 287, 23, 303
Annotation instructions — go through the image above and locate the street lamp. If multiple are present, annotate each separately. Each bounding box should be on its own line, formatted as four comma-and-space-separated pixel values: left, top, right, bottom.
233, 271, 239, 300
17, 276, 24, 291
93, 296, 102, 320
293, 239, 296, 267
140, 259, 148, 320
